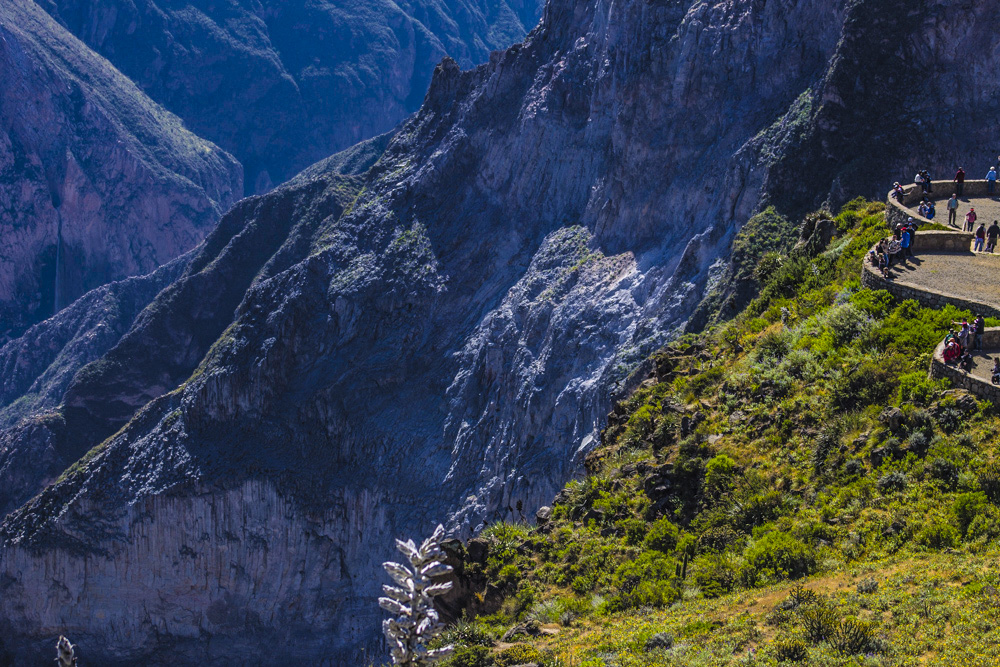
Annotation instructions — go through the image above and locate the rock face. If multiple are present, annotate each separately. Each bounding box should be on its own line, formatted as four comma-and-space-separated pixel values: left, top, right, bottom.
2, 0, 1000, 664
0, 0, 242, 342
38, 0, 546, 192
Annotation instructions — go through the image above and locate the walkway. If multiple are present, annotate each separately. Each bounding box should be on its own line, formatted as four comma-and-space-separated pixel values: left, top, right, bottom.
905, 194, 1000, 228
888, 251, 1000, 315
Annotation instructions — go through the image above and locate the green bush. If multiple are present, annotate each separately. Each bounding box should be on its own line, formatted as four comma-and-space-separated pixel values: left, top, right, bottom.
829, 359, 897, 410
494, 644, 543, 666
772, 637, 809, 662
604, 551, 679, 612
705, 454, 737, 495
742, 532, 816, 585
953, 492, 988, 536
644, 519, 680, 553
443, 645, 492, 667
619, 518, 647, 546
916, 520, 960, 549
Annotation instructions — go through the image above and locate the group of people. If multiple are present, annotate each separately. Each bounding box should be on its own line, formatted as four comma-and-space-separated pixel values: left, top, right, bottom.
943, 316, 985, 367
943, 317, 1000, 384
869, 218, 918, 278
972, 219, 1000, 252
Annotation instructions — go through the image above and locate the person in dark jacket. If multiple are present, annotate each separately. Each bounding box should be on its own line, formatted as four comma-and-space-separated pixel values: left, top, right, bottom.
955, 167, 966, 196
974, 315, 985, 351
975, 223, 987, 252
988, 220, 1000, 253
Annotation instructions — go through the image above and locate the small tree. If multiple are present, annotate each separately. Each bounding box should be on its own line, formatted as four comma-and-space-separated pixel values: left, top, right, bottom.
380, 524, 455, 666
56, 636, 77, 666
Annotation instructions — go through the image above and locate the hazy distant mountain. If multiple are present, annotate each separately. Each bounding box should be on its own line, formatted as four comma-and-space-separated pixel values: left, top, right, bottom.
0, 0, 242, 342
38, 0, 546, 192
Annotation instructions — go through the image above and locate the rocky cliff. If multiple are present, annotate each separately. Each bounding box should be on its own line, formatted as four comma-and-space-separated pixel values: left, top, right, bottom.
2, 0, 1000, 664
37, 0, 546, 192
0, 0, 242, 342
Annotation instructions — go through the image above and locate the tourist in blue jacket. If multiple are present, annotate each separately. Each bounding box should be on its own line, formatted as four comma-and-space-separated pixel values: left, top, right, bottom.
987, 167, 998, 195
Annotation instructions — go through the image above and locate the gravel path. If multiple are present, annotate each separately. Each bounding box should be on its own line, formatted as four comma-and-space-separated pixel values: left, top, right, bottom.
888, 251, 1000, 310
906, 194, 1000, 228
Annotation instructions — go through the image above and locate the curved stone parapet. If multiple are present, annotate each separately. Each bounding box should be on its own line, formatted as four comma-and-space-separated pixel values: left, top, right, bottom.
886, 179, 997, 229
930, 328, 1000, 403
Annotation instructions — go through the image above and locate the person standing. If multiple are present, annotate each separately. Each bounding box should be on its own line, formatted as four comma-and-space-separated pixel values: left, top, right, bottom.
947, 194, 960, 226
966, 207, 978, 232
955, 167, 966, 196
988, 220, 1000, 253
974, 315, 985, 351
924, 170, 933, 194
975, 223, 986, 252
900, 226, 912, 262
987, 167, 998, 195
915, 171, 924, 191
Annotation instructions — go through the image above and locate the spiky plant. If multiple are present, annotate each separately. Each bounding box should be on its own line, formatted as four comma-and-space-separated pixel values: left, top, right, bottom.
56, 636, 77, 666
380, 524, 455, 666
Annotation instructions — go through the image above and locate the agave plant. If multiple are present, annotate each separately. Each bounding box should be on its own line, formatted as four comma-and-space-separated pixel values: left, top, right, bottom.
380, 524, 455, 666
56, 636, 77, 666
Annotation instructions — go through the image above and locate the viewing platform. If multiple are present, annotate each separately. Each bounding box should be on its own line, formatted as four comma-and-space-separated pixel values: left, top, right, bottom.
887, 178, 1000, 229
862, 180, 1000, 403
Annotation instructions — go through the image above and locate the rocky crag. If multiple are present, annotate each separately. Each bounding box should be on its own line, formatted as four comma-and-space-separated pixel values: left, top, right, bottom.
38, 0, 546, 192
0, 0, 242, 342
2, 0, 1000, 664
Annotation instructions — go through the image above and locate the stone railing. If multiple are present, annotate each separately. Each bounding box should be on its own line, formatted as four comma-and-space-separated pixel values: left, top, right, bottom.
930, 327, 1000, 403
886, 179, 997, 229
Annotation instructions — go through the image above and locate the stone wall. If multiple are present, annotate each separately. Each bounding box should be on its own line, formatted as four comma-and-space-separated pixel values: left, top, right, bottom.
930, 328, 1000, 403
886, 180, 996, 229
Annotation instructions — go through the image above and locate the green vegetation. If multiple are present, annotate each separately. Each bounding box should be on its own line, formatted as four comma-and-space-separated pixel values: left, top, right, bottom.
434, 199, 1000, 666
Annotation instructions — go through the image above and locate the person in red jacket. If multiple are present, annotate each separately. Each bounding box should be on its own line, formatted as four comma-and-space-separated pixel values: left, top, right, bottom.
955, 167, 966, 196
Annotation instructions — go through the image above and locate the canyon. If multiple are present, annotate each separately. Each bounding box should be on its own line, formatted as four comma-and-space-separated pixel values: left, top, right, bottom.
1, 0, 999, 664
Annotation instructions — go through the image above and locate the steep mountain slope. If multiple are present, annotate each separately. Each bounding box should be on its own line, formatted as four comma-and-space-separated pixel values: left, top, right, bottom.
0, 254, 191, 518
37, 0, 546, 192
2, 0, 999, 664
0, 0, 242, 343
0, 135, 383, 523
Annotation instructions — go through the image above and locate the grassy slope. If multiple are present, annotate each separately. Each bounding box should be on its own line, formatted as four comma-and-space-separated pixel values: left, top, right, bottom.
434, 199, 1000, 667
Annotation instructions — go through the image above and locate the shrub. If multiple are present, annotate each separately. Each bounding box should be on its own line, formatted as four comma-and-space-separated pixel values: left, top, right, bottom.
644, 519, 680, 553
897, 372, 945, 405
916, 521, 960, 549
929, 458, 958, 490
604, 552, 679, 612
953, 492, 988, 536
877, 472, 908, 493
742, 532, 816, 585
694, 554, 738, 598
443, 646, 491, 667
832, 618, 879, 655
980, 464, 1000, 504
619, 518, 647, 546
772, 637, 809, 662
705, 454, 737, 495
494, 644, 543, 666
800, 604, 839, 643
829, 360, 896, 410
